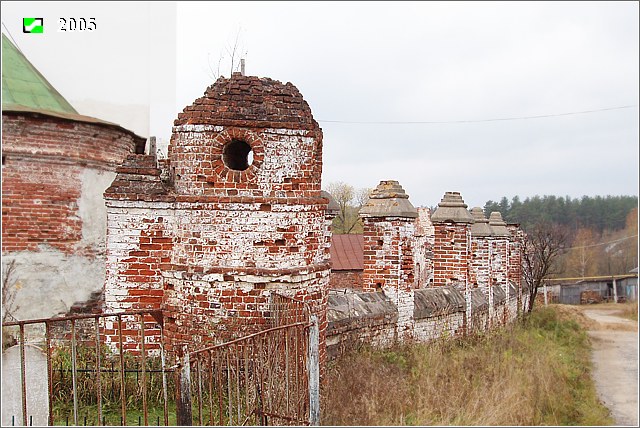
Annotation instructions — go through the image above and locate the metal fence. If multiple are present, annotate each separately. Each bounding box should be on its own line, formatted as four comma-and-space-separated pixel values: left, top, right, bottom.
2, 294, 319, 426
174, 293, 319, 426
177, 318, 318, 426
3, 310, 172, 426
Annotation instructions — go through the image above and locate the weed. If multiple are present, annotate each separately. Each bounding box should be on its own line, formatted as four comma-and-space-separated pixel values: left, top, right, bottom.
321, 306, 613, 426
617, 301, 638, 322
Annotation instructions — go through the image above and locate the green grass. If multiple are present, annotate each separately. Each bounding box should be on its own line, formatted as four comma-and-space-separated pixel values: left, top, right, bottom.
321, 306, 614, 426
49, 344, 178, 426
53, 404, 176, 426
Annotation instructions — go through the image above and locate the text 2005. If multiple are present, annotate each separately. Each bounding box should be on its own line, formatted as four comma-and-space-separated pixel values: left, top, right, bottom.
59, 18, 96, 31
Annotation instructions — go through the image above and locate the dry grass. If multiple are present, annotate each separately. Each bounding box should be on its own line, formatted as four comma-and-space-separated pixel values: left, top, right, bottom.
616, 301, 638, 322
552, 304, 600, 330
555, 302, 638, 331
321, 307, 613, 426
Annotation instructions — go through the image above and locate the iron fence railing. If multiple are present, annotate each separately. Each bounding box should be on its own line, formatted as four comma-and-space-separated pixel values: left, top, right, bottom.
174, 293, 319, 426
2, 293, 319, 426
3, 310, 171, 427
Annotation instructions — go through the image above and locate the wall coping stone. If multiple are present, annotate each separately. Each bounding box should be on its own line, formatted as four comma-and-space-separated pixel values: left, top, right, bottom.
413, 286, 465, 319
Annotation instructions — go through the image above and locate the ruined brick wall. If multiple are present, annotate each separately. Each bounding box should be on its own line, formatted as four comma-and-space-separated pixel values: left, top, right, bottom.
2, 114, 141, 254
161, 269, 329, 352
469, 236, 493, 323
413, 311, 465, 342
506, 285, 520, 323
329, 271, 363, 289
319, 291, 398, 359
2, 113, 143, 320
324, 191, 526, 359
412, 287, 466, 341
103, 75, 331, 363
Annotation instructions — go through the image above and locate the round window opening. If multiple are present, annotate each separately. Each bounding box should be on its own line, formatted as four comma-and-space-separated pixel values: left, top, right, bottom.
223, 139, 253, 171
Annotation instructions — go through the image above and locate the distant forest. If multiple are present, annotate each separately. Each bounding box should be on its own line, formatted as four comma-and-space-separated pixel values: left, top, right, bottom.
483, 195, 638, 276
483, 195, 638, 233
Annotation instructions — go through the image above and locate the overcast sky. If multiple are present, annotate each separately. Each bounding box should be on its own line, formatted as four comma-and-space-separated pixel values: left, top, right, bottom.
2, 1, 638, 208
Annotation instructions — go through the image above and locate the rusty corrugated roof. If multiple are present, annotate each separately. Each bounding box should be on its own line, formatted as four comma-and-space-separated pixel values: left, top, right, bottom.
330, 234, 364, 271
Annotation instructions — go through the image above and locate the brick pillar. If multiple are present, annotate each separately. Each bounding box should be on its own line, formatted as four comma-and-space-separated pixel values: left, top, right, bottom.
360, 180, 417, 338
489, 212, 510, 323
431, 192, 474, 332
431, 192, 474, 289
414, 207, 434, 288
469, 207, 492, 322
507, 223, 524, 315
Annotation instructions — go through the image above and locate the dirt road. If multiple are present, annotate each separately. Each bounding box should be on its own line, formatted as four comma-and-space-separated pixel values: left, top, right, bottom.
582, 306, 638, 426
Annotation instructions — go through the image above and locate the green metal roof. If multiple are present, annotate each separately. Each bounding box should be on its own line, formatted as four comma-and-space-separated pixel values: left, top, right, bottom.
2, 33, 78, 114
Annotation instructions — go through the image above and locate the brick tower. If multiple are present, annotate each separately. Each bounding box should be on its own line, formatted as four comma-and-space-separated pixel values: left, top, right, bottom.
104, 74, 331, 359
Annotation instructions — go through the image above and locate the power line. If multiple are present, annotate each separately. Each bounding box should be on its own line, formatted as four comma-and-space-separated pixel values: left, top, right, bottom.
318, 104, 637, 125
567, 234, 638, 251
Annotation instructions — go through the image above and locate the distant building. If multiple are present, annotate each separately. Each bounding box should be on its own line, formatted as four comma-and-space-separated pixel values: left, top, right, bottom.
329, 234, 364, 289
551, 272, 638, 305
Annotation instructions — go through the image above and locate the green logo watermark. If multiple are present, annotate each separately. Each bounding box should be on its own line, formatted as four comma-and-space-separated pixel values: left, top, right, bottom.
23, 18, 44, 33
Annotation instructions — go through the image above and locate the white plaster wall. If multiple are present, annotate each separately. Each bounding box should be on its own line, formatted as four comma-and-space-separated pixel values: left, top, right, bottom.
2, 248, 105, 320
2, 168, 117, 321
77, 169, 117, 252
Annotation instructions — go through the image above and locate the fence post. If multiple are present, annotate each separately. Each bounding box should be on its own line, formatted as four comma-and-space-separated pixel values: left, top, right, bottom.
613, 278, 618, 303
308, 315, 320, 426
176, 348, 192, 426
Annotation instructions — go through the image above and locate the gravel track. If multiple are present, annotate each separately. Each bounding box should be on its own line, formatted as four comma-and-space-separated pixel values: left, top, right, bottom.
582, 308, 638, 426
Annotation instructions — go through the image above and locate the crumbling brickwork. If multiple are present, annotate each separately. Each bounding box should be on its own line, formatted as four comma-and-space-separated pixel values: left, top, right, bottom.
2, 112, 144, 320
103, 74, 331, 362
469, 207, 494, 322
469, 207, 491, 291
488, 211, 512, 319
2, 114, 143, 254
329, 271, 363, 289
361, 218, 416, 292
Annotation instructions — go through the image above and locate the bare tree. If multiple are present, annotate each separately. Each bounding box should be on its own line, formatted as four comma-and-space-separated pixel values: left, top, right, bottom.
2, 259, 20, 323
325, 182, 371, 234
522, 222, 568, 313
208, 26, 248, 80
